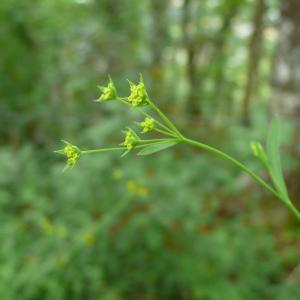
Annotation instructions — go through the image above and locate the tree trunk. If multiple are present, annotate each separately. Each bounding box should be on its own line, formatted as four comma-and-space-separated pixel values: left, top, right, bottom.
271, 0, 300, 210
241, 0, 266, 126
212, 0, 242, 120
272, 0, 300, 127
182, 0, 201, 118
149, 0, 170, 100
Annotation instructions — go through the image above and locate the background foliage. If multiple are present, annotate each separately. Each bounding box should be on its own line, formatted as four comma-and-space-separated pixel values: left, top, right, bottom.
0, 0, 299, 299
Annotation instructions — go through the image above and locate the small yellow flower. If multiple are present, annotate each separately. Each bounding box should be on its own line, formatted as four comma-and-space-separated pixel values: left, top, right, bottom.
126, 180, 137, 194
127, 77, 149, 107
140, 117, 155, 133
126, 180, 149, 198
83, 232, 96, 246
138, 186, 149, 198
42, 217, 54, 235
121, 129, 139, 151
55, 140, 81, 170
97, 77, 117, 102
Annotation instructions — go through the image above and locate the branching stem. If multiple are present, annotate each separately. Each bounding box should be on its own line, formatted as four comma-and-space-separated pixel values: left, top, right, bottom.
181, 137, 300, 221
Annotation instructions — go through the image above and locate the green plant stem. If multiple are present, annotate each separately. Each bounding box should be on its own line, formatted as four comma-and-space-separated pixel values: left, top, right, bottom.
154, 120, 176, 135
147, 99, 184, 139
138, 109, 175, 135
117, 98, 176, 136
154, 128, 177, 138
117, 97, 131, 106
182, 137, 279, 198
81, 147, 126, 155
182, 137, 300, 220
285, 201, 300, 221
139, 138, 177, 144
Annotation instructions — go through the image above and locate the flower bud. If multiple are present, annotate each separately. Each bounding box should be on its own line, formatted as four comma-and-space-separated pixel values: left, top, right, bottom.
97, 77, 117, 102
55, 140, 81, 170
140, 117, 155, 133
127, 79, 149, 107
250, 141, 268, 166
121, 129, 139, 151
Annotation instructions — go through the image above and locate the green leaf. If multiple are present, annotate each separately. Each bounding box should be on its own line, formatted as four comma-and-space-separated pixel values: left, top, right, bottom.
138, 141, 178, 156
121, 149, 130, 157
266, 117, 289, 200
54, 149, 64, 155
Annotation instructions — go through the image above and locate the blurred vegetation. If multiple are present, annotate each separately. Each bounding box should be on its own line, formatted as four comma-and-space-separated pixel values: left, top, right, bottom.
0, 0, 299, 299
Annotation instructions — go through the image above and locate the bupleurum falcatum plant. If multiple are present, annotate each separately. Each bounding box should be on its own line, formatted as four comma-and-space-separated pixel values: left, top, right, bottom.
55, 75, 300, 221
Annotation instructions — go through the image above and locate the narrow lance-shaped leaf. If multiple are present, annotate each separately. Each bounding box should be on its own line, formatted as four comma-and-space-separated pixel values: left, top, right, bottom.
138, 141, 178, 156
266, 117, 289, 201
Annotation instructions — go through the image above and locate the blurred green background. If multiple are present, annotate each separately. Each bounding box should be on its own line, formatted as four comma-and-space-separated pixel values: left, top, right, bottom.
1, 0, 300, 299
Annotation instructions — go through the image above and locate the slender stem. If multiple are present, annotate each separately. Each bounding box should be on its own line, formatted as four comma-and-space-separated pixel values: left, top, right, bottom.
147, 99, 184, 138
184, 137, 300, 220
182, 137, 281, 200
117, 98, 178, 136
117, 97, 131, 106
139, 138, 177, 144
95, 92, 300, 220
81, 147, 126, 155
154, 128, 177, 138
285, 201, 300, 221
138, 109, 175, 135
154, 118, 175, 134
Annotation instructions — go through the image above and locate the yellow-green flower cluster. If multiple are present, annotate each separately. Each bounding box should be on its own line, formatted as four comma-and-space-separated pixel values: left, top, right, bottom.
127, 80, 148, 107
41, 217, 68, 238
140, 117, 155, 133
121, 129, 139, 150
97, 78, 116, 102
82, 232, 96, 246
126, 180, 149, 198
55, 141, 81, 169
64, 143, 81, 166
